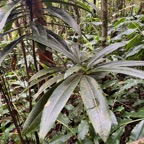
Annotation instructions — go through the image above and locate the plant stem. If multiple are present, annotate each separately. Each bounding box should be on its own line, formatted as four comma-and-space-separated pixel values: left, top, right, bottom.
0, 76, 25, 144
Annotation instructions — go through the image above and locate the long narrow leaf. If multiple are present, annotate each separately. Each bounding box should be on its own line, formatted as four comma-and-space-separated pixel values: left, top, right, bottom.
28, 35, 78, 62
130, 120, 144, 141
32, 22, 70, 51
29, 68, 60, 82
46, 29, 69, 51
22, 83, 61, 135
30, 22, 78, 62
33, 74, 64, 100
45, 6, 81, 36
0, 35, 26, 65
80, 75, 111, 142
43, 0, 90, 13
97, 61, 144, 68
40, 74, 82, 139
95, 67, 144, 79
88, 42, 127, 67
0, 0, 21, 32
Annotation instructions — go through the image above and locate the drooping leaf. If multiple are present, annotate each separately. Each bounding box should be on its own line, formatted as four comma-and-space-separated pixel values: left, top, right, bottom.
40, 74, 82, 139
88, 42, 127, 67
78, 120, 89, 140
29, 67, 60, 82
80, 75, 111, 142
0, 0, 21, 32
130, 120, 144, 141
0, 26, 24, 38
28, 35, 78, 62
97, 61, 144, 68
43, 0, 90, 13
33, 74, 64, 100
46, 29, 69, 51
22, 83, 61, 135
45, 6, 81, 36
32, 22, 70, 51
0, 35, 26, 65
94, 67, 144, 79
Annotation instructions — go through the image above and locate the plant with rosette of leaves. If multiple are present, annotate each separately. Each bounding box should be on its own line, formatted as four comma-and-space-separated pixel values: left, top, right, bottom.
21, 23, 144, 142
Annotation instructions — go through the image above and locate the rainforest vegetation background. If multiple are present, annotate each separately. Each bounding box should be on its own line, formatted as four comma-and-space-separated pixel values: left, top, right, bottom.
0, 0, 144, 144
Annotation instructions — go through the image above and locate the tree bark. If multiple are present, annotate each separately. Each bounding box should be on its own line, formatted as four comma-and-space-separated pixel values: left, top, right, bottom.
101, 0, 108, 48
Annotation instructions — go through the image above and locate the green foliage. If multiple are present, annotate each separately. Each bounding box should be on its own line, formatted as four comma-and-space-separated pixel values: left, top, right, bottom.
0, 0, 144, 143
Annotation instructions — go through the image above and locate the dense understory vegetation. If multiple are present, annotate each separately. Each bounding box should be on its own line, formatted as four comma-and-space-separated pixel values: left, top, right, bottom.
0, 0, 144, 144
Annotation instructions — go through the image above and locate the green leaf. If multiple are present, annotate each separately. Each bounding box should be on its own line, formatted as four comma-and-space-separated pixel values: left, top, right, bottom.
33, 74, 64, 100
46, 29, 69, 51
113, 79, 144, 98
114, 17, 126, 27
0, 0, 21, 32
84, 0, 97, 12
0, 26, 24, 38
78, 120, 89, 140
95, 67, 144, 79
40, 74, 82, 139
97, 61, 144, 68
29, 68, 59, 82
22, 83, 61, 135
123, 108, 144, 118
0, 35, 26, 65
112, 29, 136, 41
28, 35, 77, 62
43, 0, 90, 13
57, 113, 70, 125
88, 42, 126, 67
48, 133, 75, 144
64, 65, 82, 79
80, 75, 111, 142
126, 44, 144, 58
130, 120, 144, 141
31, 22, 70, 51
107, 126, 125, 144
45, 6, 81, 36
126, 34, 140, 49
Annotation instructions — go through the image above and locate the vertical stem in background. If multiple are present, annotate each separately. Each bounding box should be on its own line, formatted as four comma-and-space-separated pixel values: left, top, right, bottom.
26, 0, 38, 72
93, 0, 96, 14
12, 0, 32, 111
101, 0, 108, 48
138, 0, 144, 14
15, 20, 32, 111
0, 75, 25, 144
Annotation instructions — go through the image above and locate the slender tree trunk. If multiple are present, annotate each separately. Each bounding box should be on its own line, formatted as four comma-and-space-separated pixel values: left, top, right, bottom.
101, 0, 108, 48
138, 0, 144, 14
